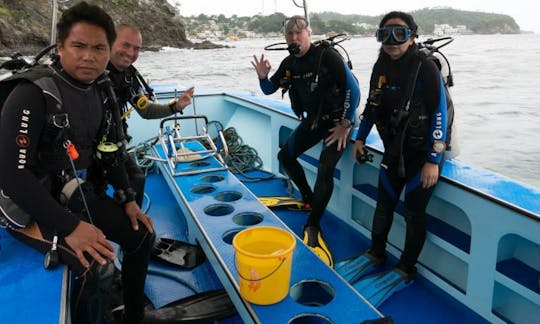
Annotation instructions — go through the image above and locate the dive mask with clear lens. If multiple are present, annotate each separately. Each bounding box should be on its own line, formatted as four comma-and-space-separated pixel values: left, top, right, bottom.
376, 25, 412, 45
283, 16, 309, 33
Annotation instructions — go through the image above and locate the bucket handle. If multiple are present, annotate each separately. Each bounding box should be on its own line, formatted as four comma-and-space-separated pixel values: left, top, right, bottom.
235, 255, 287, 282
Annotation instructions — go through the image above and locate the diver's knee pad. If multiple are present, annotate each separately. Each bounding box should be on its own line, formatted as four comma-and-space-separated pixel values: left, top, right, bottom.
71, 260, 115, 324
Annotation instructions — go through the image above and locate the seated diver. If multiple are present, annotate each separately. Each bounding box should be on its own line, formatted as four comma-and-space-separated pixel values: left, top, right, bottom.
0, 3, 156, 323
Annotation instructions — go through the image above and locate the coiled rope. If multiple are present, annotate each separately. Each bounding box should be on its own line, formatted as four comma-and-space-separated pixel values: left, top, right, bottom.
222, 127, 273, 182
129, 136, 159, 174
128, 136, 159, 214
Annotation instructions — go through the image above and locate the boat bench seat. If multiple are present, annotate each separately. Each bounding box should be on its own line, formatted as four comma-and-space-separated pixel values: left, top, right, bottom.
152, 141, 385, 323
0, 228, 67, 323
354, 183, 472, 253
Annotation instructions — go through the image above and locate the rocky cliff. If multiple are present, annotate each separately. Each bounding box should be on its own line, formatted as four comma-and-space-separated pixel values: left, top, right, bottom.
0, 0, 209, 57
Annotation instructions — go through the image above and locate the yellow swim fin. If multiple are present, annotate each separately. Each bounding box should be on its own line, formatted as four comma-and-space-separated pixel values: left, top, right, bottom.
302, 225, 333, 268
258, 196, 310, 210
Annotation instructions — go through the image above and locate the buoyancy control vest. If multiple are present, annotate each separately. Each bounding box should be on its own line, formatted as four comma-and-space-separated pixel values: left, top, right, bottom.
107, 64, 155, 140
280, 43, 348, 122
368, 47, 452, 151
364, 44, 450, 176
0, 65, 110, 175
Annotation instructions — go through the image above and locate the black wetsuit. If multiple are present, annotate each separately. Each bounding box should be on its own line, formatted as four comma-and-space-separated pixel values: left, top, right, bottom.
260, 44, 360, 227
107, 62, 182, 206
356, 44, 448, 272
0, 63, 155, 323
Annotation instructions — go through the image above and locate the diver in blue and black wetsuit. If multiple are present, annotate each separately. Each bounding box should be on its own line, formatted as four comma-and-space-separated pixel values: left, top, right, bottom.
350, 11, 449, 293
252, 16, 360, 267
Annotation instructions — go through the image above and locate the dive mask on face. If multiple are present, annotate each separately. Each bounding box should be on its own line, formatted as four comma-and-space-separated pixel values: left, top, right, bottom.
287, 43, 301, 55
376, 25, 412, 45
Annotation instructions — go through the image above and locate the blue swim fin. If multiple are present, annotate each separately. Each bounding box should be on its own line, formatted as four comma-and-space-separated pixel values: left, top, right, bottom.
353, 268, 414, 307
335, 252, 385, 284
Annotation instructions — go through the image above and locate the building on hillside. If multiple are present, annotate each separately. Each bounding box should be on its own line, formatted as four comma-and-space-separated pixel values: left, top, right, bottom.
433, 24, 468, 35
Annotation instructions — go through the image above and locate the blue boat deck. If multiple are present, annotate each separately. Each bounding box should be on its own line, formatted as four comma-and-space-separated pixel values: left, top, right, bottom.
149, 140, 384, 323
0, 149, 531, 324
241, 171, 488, 324
0, 228, 68, 323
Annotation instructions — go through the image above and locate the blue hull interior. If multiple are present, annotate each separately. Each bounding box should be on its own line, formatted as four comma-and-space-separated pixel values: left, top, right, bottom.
1, 89, 539, 323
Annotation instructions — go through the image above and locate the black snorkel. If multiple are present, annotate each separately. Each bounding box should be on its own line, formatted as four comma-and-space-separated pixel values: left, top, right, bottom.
287, 43, 301, 55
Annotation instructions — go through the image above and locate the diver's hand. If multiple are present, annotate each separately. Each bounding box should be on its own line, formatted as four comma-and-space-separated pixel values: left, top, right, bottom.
353, 140, 366, 163
421, 162, 439, 189
325, 124, 350, 151
251, 54, 271, 79
175, 86, 194, 111
64, 221, 115, 268
124, 201, 154, 233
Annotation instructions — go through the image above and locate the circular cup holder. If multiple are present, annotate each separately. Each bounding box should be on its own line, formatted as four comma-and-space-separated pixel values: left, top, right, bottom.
190, 161, 211, 167
204, 203, 234, 216
288, 314, 333, 324
232, 212, 263, 226
290, 280, 335, 307
190, 184, 216, 194
222, 228, 242, 245
214, 191, 242, 202
200, 174, 224, 183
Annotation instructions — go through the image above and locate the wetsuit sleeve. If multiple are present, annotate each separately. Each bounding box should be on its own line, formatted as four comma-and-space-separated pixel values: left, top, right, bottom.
135, 101, 178, 119
0, 82, 80, 235
355, 71, 378, 142
261, 59, 289, 95
420, 60, 447, 163
259, 78, 277, 95
131, 79, 184, 119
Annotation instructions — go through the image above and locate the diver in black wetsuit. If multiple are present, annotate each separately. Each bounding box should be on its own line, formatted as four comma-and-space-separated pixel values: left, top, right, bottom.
107, 24, 194, 207
252, 16, 360, 267
354, 11, 449, 278
0, 3, 154, 323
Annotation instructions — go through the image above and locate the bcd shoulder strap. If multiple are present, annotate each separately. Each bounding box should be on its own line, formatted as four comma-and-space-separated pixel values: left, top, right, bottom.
0, 66, 62, 229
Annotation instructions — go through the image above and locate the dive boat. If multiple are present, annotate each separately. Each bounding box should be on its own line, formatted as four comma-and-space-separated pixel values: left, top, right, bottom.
1, 1, 539, 323
2, 84, 538, 323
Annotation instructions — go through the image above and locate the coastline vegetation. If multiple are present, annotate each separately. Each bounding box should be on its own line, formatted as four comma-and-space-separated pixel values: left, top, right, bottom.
182, 8, 520, 38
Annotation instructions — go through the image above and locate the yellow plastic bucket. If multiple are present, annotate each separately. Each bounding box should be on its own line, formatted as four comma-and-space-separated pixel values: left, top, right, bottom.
232, 226, 296, 305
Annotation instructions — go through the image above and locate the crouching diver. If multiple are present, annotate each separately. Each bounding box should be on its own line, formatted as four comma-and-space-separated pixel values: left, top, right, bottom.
252, 16, 360, 267
0, 2, 154, 323
342, 11, 448, 307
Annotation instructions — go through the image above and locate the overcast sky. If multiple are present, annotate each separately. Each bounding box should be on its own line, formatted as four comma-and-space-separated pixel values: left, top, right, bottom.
173, 0, 538, 33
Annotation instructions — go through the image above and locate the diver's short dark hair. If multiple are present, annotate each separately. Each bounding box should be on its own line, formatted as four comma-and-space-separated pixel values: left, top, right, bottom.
56, 1, 116, 46
379, 11, 418, 36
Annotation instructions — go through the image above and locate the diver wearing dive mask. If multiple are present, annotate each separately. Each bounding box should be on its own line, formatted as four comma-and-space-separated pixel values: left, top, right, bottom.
354, 11, 448, 290
252, 15, 360, 268
283, 16, 310, 56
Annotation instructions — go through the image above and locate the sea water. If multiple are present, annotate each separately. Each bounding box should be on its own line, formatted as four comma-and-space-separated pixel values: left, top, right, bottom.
135, 33, 540, 189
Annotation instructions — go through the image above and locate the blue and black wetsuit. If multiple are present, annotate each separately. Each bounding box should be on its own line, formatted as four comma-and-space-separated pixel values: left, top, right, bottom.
356, 43, 448, 272
260, 43, 360, 227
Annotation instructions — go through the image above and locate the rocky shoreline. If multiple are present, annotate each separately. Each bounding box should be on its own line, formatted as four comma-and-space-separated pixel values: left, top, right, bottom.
0, 0, 225, 57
